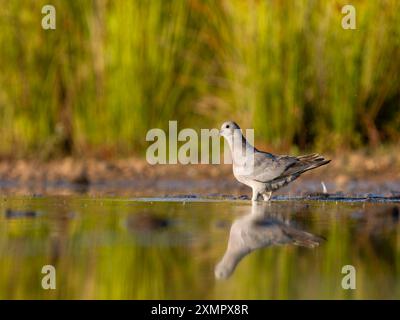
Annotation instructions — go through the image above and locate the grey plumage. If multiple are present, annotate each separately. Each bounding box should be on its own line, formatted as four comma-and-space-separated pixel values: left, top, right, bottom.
220, 121, 331, 201
214, 203, 325, 279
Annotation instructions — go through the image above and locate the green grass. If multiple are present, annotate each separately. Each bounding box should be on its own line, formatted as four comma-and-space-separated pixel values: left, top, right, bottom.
0, 0, 399, 157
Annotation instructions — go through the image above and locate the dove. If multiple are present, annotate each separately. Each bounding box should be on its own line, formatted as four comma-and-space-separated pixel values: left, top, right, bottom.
220, 121, 331, 201
214, 203, 325, 279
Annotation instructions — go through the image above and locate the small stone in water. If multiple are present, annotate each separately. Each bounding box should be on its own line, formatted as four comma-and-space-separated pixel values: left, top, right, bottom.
126, 213, 169, 232
5, 209, 38, 219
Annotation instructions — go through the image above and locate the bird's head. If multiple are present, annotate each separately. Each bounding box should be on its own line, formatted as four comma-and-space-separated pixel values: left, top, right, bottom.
220, 121, 241, 139
214, 259, 236, 280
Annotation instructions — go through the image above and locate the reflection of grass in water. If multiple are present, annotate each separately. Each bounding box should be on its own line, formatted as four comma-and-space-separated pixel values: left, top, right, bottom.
82, 244, 195, 299
213, 203, 400, 299
396, 225, 400, 298
0, 199, 212, 299
0, 199, 399, 299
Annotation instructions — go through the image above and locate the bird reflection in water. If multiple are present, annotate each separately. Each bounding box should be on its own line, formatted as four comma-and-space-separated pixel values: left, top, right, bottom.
215, 203, 325, 279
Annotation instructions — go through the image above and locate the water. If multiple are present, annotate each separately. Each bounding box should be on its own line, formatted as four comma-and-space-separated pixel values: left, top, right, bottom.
0, 196, 399, 299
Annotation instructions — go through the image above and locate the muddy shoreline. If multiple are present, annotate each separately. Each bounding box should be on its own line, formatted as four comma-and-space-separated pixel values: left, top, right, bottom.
1, 149, 399, 197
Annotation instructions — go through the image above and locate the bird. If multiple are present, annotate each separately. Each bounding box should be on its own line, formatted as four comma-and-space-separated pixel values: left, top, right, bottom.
220, 121, 331, 201
214, 203, 324, 279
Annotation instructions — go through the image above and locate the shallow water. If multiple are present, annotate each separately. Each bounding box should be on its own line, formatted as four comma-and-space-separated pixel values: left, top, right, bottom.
0, 196, 399, 299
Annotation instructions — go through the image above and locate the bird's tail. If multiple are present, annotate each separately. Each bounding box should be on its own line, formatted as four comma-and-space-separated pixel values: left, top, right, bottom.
269, 153, 331, 191
282, 226, 325, 248
296, 153, 331, 171
283, 153, 331, 178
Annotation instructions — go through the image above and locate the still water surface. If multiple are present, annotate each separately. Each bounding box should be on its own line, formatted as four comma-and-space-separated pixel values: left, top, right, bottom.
0, 196, 399, 299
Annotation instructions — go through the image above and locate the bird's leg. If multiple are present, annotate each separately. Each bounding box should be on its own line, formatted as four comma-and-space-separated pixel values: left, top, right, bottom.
262, 191, 272, 201
251, 189, 262, 201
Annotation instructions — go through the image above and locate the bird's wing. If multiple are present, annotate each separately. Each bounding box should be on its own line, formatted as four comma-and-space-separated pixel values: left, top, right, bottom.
243, 222, 289, 249
237, 152, 330, 183
241, 219, 324, 249
229, 218, 284, 253
235, 152, 297, 182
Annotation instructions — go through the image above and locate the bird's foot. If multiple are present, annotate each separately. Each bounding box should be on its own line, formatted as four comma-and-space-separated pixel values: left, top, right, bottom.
251, 191, 262, 201
262, 191, 272, 201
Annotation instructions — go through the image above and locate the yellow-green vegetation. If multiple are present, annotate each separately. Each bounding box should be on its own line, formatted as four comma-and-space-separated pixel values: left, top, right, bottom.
0, 0, 399, 157
0, 198, 399, 299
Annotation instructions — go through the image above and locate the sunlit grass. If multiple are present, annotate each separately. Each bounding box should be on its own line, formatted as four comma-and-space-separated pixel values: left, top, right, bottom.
0, 0, 399, 157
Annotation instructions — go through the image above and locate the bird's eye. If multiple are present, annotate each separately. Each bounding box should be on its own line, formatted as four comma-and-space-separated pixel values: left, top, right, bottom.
226, 125, 230, 128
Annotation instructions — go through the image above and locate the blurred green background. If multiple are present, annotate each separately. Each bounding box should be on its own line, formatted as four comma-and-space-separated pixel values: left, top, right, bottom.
0, 0, 399, 158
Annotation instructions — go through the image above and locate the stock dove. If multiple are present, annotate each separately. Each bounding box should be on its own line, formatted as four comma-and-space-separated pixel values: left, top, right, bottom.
215, 203, 324, 279
220, 121, 330, 201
